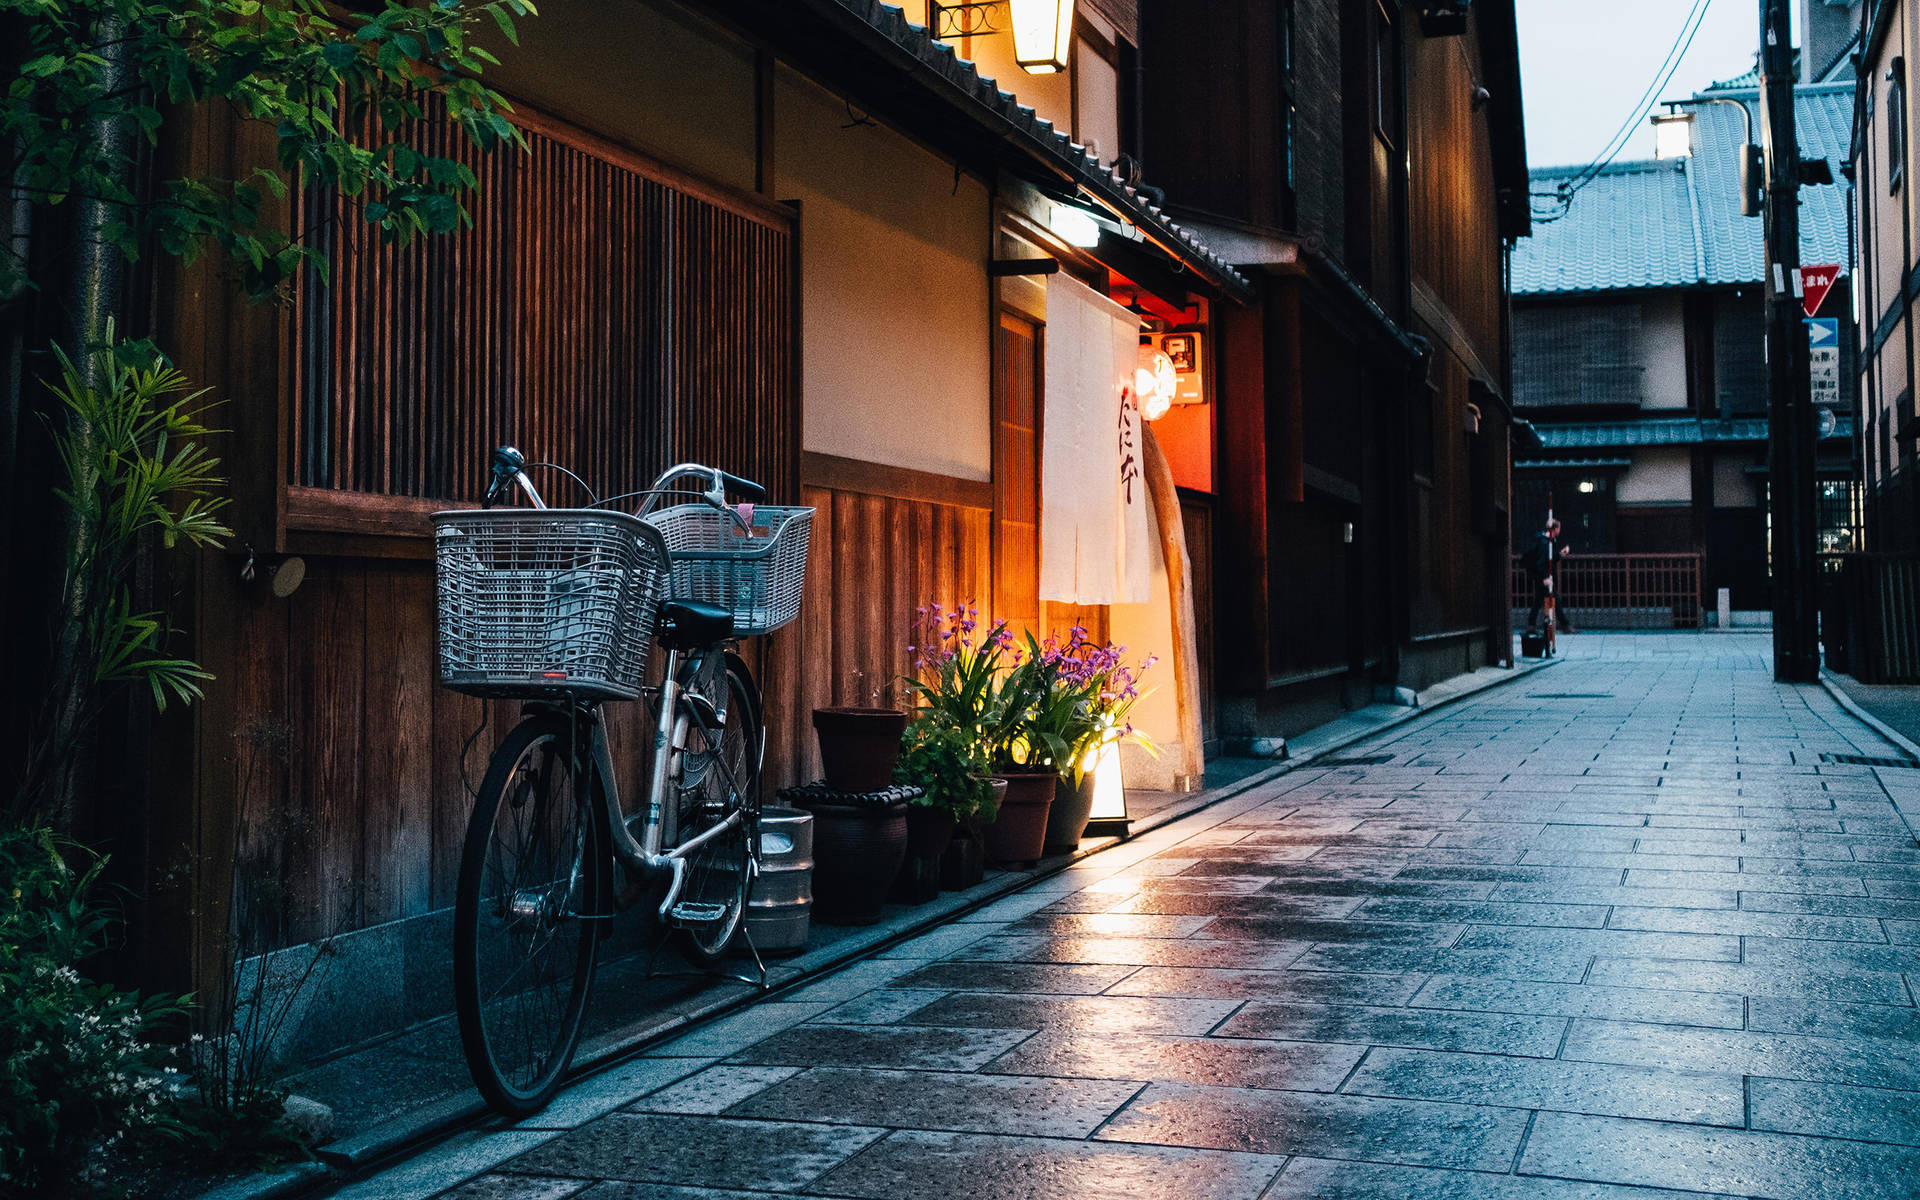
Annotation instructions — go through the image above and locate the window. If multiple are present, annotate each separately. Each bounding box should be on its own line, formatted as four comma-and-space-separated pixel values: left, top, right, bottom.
1512, 303, 1644, 408
290, 100, 798, 507
1278, 0, 1297, 221
1890, 58, 1907, 193
1372, 1, 1402, 150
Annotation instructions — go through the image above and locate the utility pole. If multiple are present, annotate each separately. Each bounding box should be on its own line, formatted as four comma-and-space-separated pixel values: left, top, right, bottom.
1760, 0, 1820, 682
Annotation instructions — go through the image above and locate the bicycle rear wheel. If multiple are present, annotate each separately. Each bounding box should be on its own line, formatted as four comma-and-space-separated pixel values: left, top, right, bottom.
454, 711, 607, 1117
672, 653, 762, 966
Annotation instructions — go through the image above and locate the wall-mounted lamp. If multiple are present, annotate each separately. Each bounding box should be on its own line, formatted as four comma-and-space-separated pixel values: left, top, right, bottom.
1048, 202, 1102, 247
1011, 0, 1075, 74
239, 545, 307, 598
1650, 112, 1694, 160
930, 0, 1075, 75
1136, 346, 1177, 420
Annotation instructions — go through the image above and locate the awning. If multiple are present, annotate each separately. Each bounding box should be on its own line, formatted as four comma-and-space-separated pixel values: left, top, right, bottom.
1514, 457, 1632, 470
1533, 416, 1854, 448
705, 0, 1256, 302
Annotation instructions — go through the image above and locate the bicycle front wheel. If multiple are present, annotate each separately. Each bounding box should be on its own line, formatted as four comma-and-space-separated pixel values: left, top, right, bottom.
454, 712, 606, 1117
673, 653, 763, 966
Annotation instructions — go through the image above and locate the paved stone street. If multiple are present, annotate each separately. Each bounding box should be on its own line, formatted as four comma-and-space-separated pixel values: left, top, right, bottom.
334, 634, 1920, 1200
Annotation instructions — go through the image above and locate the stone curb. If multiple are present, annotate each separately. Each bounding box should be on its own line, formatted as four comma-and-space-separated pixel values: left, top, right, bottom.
196, 651, 1559, 1200
1818, 668, 1920, 760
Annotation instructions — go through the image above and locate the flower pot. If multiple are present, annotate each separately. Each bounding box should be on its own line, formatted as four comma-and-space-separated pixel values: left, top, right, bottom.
811, 707, 908, 792
1044, 772, 1097, 856
905, 805, 957, 859
940, 827, 986, 890
789, 795, 909, 925
985, 771, 1054, 867
891, 806, 956, 905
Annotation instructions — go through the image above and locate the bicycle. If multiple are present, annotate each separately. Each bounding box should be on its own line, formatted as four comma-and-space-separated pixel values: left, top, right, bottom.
432, 446, 812, 1116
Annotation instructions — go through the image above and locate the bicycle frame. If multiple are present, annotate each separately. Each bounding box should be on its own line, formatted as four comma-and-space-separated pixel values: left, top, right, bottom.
533, 644, 756, 922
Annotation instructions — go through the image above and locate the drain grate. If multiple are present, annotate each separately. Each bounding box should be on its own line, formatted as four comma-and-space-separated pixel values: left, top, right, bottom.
1315, 753, 1394, 767
1821, 752, 1920, 769
1529, 693, 1616, 700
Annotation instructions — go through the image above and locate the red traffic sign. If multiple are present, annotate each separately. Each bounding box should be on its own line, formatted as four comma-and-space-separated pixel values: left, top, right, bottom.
1801, 264, 1842, 317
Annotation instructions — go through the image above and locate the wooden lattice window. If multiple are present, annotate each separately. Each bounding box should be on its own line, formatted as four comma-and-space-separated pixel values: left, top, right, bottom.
289, 103, 798, 516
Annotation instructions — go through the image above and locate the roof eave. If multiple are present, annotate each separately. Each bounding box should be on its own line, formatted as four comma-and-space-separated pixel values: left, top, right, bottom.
699, 0, 1256, 302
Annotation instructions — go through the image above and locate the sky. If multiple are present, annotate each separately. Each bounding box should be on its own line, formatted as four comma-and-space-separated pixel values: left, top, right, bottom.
1516, 0, 1778, 171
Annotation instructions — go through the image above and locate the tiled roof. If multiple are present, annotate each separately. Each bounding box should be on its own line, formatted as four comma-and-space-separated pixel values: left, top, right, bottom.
1534, 416, 1853, 448
1512, 160, 1698, 293
1683, 83, 1853, 284
1513, 83, 1854, 295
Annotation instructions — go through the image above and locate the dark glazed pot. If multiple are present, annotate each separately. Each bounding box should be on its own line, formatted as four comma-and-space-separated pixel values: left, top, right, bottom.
940, 828, 986, 891
796, 798, 908, 925
984, 770, 1055, 867
811, 707, 908, 792
905, 805, 958, 859
1044, 772, 1097, 856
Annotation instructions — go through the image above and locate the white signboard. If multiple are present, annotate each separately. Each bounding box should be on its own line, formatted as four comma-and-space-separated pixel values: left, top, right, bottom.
1807, 317, 1840, 407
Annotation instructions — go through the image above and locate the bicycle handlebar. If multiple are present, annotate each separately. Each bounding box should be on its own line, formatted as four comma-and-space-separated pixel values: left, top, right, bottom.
480, 447, 763, 513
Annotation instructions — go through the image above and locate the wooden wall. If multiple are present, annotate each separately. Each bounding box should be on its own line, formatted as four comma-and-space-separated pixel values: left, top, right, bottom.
1406, 20, 1503, 368
765, 477, 994, 792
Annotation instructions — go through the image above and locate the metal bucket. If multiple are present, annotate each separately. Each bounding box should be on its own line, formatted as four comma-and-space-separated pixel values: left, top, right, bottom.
745, 806, 813, 954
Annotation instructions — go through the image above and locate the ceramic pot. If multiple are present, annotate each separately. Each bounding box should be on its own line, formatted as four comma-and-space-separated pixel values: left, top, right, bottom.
940, 828, 986, 890
985, 770, 1055, 866
795, 798, 908, 925
904, 805, 958, 859
811, 707, 908, 792
1044, 772, 1097, 856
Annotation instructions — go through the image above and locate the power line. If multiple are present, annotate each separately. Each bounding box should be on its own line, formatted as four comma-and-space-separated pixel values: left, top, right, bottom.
1530, 0, 1717, 224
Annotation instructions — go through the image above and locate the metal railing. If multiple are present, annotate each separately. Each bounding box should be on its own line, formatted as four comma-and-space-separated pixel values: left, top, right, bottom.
1510, 553, 1704, 630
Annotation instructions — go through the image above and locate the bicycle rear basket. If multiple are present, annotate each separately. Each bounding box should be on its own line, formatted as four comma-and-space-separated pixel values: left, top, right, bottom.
433, 508, 669, 701
644, 503, 813, 636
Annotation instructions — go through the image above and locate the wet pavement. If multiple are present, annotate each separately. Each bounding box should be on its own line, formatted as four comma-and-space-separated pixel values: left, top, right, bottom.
329, 633, 1920, 1200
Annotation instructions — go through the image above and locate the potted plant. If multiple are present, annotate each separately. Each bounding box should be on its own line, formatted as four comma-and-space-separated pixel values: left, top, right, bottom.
899, 603, 1028, 878
1031, 628, 1157, 855
891, 718, 1001, 902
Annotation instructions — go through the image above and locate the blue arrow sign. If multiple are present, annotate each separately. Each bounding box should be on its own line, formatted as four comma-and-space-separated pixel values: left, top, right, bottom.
1806, 317, 1840, 347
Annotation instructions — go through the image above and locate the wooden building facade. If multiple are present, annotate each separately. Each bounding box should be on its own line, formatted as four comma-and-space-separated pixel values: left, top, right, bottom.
57, 0, 1527, 1063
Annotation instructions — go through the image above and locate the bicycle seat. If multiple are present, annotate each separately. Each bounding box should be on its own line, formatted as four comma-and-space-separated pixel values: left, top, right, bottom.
658, 599, 734, 649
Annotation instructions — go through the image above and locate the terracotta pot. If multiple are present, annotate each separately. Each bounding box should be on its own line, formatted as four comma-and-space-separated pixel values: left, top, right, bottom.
940, 828, 986, 890
811, 707, 908, 792
794, 798, 908, 925
1044, 772, 1097, 856
985, 771, 1055, 867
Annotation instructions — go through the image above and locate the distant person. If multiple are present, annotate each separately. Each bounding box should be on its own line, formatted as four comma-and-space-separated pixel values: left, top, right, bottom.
1524, 518, 1575, 634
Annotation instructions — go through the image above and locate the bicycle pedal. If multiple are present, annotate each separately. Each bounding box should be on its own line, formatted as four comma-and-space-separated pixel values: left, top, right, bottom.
666, 901, 728, 925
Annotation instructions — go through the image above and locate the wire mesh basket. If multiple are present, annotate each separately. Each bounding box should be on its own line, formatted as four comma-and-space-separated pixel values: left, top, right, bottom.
433, 508, 669, 701
644, 502, 813, 636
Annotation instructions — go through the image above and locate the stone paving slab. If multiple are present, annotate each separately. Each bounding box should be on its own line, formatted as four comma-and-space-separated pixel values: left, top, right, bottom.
321, 635, 1920, 1200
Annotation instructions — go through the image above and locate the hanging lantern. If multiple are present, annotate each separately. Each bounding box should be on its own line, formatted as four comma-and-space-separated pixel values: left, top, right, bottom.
1010, 0, 1075, 74
1136, 345, 1177, 420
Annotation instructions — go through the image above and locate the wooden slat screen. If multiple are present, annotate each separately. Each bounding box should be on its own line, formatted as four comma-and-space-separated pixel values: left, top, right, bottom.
291, 103, 797, 509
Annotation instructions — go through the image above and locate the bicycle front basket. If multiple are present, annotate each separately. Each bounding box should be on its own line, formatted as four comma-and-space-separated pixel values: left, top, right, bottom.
644, 503, 813, 636
432, 508, 669, 701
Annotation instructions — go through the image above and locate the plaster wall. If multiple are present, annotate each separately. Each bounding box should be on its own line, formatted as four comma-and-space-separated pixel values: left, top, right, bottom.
1617, 446, 1693, 504
776, 68, 994, 480
484, 0, 758, 194
1714, 452, 1761, 508
1640, 293, 1689, 409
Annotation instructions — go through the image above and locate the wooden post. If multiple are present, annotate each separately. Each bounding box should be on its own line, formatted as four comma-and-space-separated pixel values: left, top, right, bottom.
1141, 425, 1205, 791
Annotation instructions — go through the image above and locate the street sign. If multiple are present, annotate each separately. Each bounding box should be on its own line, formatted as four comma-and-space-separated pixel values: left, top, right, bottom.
1801, 263, 1842, 317
1807, 316, 1840, 406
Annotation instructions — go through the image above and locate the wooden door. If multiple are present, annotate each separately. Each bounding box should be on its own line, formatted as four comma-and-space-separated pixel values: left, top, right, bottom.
994, 311, 1042, 636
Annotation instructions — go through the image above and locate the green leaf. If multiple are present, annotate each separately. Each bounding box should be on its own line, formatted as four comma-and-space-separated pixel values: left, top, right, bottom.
487, 3, 520, 45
